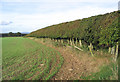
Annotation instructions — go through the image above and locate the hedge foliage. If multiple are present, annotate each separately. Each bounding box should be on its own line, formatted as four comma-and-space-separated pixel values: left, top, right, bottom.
27, 11, 119, 48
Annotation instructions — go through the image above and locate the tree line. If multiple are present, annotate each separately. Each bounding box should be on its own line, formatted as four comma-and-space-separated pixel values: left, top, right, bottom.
0, 32, 27, 37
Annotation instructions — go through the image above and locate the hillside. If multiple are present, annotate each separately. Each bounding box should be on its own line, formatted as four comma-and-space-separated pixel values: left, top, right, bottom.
26, 11, 119, 49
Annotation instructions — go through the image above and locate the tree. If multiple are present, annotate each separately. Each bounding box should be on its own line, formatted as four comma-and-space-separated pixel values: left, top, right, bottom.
16, 32, 21, 36
8, 32, 14, 37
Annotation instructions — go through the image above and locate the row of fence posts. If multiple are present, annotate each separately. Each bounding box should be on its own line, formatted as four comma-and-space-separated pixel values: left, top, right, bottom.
51, 38, 94, 57
39, 37, 119, 61
108, 42, 119, 61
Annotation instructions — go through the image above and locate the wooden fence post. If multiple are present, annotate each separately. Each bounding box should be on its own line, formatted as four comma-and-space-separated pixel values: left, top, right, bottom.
79, 40, 82, 47
55, 39, 57, 42
61, 39, 63, 44
115, 42, 119, 61
89, 43, 94, 57
108, 47, 111, 53
70, 38, 72, 46
76, 38, 77, 46
67, 39, 70, 45
72, 39, 75, 46
58, 39, 60, 42
111, 46, 115, 55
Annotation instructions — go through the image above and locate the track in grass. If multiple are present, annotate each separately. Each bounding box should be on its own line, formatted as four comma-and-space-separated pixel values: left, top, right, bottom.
32, 38, 118, 80
2, 37, 63, 80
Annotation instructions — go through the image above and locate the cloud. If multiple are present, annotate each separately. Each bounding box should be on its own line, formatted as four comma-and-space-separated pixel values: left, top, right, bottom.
0, 0, 118, 33
0, 21, 13, 25
1, 5, 117, 32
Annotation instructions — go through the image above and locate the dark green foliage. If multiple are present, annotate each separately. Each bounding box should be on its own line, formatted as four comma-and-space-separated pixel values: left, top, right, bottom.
16, 32, 21, 36
27, 11, 119, 48
1, 32, 27, 37
99, 18, 119, 47
8, 32, 14, 36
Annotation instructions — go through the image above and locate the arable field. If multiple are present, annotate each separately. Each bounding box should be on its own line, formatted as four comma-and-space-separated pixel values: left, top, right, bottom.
2, 37, 63, 80
2, 37, 118, 80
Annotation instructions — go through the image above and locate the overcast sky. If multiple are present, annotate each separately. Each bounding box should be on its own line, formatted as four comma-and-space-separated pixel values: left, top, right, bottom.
0, 0, 119, 33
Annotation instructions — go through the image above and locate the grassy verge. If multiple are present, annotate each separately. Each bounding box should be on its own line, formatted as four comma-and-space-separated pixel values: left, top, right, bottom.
80, 61, 118, 80
28, 37, 118, 80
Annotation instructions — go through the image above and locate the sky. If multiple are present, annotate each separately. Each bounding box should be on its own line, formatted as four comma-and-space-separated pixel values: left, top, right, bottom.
0, 0, 119, 33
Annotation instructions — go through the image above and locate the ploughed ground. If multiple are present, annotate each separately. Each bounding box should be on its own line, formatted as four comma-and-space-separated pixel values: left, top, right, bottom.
30, 38, 110, 80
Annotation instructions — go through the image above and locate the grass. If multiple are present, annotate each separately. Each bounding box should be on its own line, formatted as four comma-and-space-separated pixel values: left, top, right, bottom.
34, 37, 118, 80
80, 62, 118, 80
47, 38, 118, 80
2, 37, 63, 80
5, 37, 118, 80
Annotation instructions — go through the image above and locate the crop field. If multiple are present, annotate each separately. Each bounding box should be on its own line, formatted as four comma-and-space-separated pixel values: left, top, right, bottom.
2, 37, 63, 80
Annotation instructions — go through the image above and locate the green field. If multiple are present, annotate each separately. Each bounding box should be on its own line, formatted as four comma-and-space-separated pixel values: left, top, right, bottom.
2, 37, 63, 80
